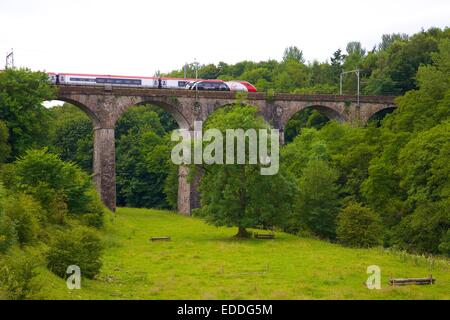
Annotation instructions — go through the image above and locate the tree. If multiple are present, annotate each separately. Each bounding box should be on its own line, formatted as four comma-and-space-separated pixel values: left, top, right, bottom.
346, 41, 366, 57
198, 105, 297, 238
0, 121, 11, 163
392, 200, 450, 255
330, 49, 345, 84
378, 33, 409, 51
337, 203, 383, 248
0, 68, 55, 158
283, 46, 305, 63
295, 159, 340, 239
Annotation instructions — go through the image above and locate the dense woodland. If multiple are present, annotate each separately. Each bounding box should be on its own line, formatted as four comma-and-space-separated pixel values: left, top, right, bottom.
0, 28, 449, 298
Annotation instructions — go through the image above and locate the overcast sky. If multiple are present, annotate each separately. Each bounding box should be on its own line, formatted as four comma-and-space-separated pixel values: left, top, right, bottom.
1, 0, 449, 76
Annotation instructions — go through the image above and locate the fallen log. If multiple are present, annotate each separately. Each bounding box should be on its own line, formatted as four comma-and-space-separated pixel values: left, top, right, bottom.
389, 275, 435, 286
150, 236, 171, 242
254, 233, 275, 239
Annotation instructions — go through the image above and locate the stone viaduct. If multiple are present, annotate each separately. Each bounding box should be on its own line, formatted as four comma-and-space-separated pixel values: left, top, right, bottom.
55, 84, 396, 214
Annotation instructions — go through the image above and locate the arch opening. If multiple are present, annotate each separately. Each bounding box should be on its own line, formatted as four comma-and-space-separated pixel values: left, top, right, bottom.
284, 105, 342, 144
126, 99, 190, 130
367, 106, 396, 127
44, 100, 94, 173
115, 102, 180, 211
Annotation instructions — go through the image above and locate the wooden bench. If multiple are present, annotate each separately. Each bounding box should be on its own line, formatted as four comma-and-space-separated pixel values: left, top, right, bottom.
389, 275, 435, 286
150, 236, 171, 242
254, 233, 275, 239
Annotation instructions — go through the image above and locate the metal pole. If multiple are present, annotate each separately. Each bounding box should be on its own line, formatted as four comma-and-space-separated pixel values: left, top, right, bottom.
339, 73, 343, 95
357, 69, 360, 106
194, 59, 198, 99
5, 49, 14, 69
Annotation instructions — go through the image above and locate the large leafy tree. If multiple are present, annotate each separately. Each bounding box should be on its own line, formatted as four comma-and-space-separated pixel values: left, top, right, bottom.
294, 159, 340, 239
0, 68, 55, 159
198, 105, 297, 238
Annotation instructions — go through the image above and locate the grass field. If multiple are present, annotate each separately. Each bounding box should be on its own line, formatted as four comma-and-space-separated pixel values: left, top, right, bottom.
37, 208, 449, 300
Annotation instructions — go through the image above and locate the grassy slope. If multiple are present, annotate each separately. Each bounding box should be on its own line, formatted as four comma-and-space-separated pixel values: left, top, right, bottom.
38, 208, 449, 300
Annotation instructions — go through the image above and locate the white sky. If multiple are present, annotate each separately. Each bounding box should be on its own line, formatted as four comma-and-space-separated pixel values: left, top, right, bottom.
1, 0, 449, 76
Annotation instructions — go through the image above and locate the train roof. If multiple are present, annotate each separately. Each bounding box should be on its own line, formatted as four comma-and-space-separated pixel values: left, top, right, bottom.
57, 72, 158, 79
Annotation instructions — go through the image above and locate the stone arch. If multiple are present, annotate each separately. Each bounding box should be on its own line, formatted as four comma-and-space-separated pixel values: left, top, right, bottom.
307, 105, 346, 122
52, 96, 101, 127
122, 98, 191, 130
281, 103, 347, 129
280, 103, 346, 144
366, 105, 397, 124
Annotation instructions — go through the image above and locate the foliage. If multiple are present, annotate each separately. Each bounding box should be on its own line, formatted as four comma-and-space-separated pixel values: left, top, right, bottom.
0, 248, 42, 300
294, 160, 340, 239
392, 200, 450, 255
0, 183, 17, 252
48, 104, 93, 173
3, 193, 43, 245
283, 46, 305, 63
163, 28, 449, 97
0, 121, 11, 163
0, 68, 55, 158
198, 105, 297, 237
115, 105, 174, 208
46, 225, 103, 279
284, 108, 329, 144
337, 203, 383, 248
9, 148, 104, 226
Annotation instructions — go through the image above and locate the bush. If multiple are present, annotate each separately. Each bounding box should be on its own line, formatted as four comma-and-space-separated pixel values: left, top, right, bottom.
337, 203, 383, 248
0, 214, 17, 253
0, 183, 17, 252
10, 148, 105, 227
77, 188, 104, 228
46, 226, 103, 279
392, 200, 450, 255
3, 193, 43, 245
0, 248, 42, 300
438, 230, 450, 257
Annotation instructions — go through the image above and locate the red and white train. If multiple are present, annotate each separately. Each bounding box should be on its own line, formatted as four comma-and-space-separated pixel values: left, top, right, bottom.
48, 72, 257, 92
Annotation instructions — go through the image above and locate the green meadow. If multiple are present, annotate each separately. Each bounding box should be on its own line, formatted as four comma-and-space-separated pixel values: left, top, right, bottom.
37, 208, 449, 300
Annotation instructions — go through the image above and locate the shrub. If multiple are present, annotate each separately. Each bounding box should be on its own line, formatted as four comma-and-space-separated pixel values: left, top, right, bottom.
438, 230, 450, 257
46, 226, 103, 279
0, 183, 17, 252
0, 214, 17, 253
3, 193, 43, 245
0, 248, 42, 300
337, 203, 383, 248
10, 148, 105, 227
392, 200, 450, 255
77, 188, 104, 228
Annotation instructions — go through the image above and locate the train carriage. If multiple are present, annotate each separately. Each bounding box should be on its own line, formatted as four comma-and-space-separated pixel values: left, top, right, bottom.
50, 72, 257, 92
